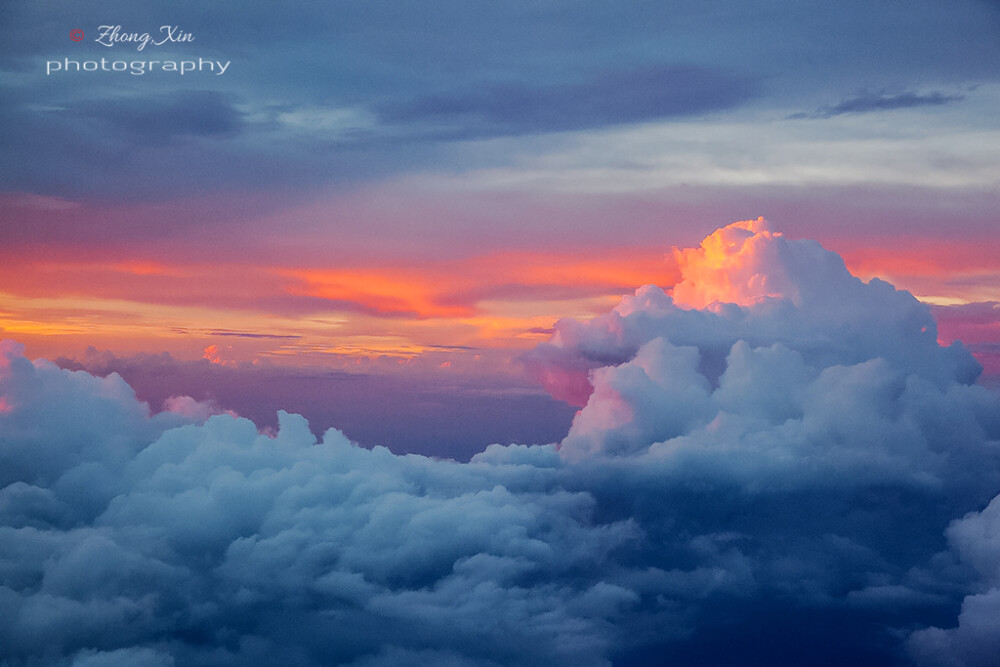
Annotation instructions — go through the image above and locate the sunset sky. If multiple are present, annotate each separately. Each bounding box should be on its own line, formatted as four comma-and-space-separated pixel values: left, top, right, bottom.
4, 3, 1000, 666
2, 0, 999, 451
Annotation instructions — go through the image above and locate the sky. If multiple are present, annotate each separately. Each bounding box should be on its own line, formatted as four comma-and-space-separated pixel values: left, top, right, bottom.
2, 0, 1000, 664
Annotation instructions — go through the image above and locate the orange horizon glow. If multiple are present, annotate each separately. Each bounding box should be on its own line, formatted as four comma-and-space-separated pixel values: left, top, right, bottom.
1, 229, 997, 375
0, 248, 674, 366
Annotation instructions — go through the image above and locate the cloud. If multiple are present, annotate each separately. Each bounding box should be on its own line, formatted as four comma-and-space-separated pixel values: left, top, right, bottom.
3, 221, 1000, 664
68, 91, 245, 145
203, 330, 303, 340
907, 495, 1000, 666
0, 388, 636, 665
161, 394, 236, 421
380, 64, 755, 138
528, 219, 1000, 660
525, 218, 981, 406
0, 340, 192, 494
793, 90, 965, 119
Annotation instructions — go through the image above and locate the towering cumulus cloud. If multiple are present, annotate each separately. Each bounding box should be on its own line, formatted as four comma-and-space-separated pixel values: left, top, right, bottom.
3, 221, 1000, 665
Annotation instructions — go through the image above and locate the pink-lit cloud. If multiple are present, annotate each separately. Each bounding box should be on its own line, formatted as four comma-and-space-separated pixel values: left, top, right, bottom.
527, 218, 982, 408
546, 219, 983, 461
670, 217, 797, 308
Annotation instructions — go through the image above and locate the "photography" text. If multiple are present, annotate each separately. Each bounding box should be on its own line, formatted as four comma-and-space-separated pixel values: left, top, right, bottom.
46, 58, 230, 76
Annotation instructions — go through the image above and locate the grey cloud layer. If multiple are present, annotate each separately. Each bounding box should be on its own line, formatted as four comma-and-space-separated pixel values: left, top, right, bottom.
3, 222, 1000, 664
3, 0, 999, 199
378, 65, 755, 138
